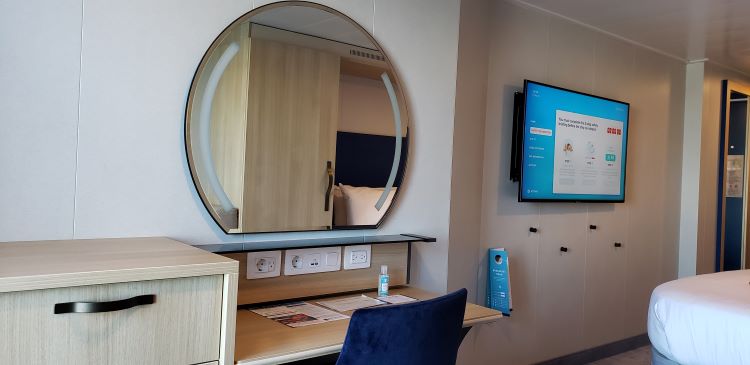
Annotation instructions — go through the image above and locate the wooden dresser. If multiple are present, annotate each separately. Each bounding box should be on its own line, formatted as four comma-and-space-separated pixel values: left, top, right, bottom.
0, 237, 238, 365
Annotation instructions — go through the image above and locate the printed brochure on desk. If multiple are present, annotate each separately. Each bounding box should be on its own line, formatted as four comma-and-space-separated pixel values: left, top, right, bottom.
251, 302, 348, 328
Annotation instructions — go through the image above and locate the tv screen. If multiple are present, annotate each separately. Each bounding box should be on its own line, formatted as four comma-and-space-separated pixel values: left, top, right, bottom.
519, 80, 630, 202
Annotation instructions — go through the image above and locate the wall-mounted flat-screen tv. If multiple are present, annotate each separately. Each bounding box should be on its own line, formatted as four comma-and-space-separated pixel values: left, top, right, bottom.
517, 80, 630, 203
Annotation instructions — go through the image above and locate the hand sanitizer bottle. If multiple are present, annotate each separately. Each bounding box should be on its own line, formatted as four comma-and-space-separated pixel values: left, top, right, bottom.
378, 265, 389, 297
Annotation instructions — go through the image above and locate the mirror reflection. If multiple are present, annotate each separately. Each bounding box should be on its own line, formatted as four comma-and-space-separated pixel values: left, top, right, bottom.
186, 3, 409, 233
719, 86, 750, 271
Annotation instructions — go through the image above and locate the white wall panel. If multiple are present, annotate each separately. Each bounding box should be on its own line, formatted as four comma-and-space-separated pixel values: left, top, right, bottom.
65, 0, 460, 293
372, 0, 461, 293
0, 0, 82, 241
74, 0, 253, 244
1, 0, 461, 300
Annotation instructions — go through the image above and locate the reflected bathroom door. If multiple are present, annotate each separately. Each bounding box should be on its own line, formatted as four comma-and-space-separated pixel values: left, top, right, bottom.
720, 88, 750, 271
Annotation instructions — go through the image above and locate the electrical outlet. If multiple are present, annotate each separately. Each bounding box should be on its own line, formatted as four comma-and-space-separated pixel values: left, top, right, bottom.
304, 253, 322, 268
291, 255, 303, 269
283, 247, 341, 276
246, 251, 282, 279
351, 250, 368, 264
256, 258, 272, 272
343, 245, 371, 270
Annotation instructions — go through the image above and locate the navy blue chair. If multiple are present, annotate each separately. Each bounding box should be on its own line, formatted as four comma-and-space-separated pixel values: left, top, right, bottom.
336, 289, 468, 365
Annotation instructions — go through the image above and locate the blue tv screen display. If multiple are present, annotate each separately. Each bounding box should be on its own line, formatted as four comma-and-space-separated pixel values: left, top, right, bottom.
520, 80, 630, 202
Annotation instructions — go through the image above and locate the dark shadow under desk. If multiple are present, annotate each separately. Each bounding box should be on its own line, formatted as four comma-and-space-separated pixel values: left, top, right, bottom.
234, 286, 503, 365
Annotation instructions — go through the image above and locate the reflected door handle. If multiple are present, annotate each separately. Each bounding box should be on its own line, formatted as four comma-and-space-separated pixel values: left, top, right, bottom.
324, 161, 333, 212
589, 225, 597, 230
614, 242, 623, 248
54, 294, 156, 314
560, 246, 569, 253
529, 227, 538, 233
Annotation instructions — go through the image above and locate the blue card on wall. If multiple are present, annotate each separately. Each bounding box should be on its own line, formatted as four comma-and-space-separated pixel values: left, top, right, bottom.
487, 248, 512, 316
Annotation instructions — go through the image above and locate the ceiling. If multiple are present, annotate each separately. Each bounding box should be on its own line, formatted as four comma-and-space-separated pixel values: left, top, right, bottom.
518, 0, 750, 74
250, 5, 376, 49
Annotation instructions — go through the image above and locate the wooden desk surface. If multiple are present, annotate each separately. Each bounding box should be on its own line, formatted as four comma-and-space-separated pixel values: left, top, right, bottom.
0, 237, 238, 293
235, 287, 502, 365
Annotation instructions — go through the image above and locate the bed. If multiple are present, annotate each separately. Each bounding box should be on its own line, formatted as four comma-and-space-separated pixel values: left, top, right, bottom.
648, 270, 750, 365
332, 131, 407, 227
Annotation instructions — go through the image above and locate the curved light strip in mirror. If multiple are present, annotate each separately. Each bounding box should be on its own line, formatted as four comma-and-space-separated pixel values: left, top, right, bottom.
376, 72, 402, 211
198, 42, 240, 213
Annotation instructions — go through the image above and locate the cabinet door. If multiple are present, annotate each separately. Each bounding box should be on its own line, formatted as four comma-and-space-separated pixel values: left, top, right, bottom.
536, 204, 587, 361
243, 38, 340, 232
584, 204, 628, 347
0, 276, 223, 365
478, 202, 541, 365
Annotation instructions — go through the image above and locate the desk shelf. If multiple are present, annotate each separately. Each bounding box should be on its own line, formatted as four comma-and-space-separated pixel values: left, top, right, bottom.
195, 233, 436, 254
233, 286, 501, 365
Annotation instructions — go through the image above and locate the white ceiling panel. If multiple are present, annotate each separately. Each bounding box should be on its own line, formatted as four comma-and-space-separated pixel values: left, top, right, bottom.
250, 5, 376, 49
517, 0, 750, 73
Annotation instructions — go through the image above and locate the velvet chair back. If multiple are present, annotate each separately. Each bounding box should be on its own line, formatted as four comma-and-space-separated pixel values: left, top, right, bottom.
336, 288, 468, 365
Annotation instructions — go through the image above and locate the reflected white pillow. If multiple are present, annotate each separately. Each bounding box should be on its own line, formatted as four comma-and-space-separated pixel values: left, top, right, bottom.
338, 184, 397, 226
332, 185, 348, 226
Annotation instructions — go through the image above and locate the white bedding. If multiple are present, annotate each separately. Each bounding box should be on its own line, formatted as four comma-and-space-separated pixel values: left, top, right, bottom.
648, 270, 750, 365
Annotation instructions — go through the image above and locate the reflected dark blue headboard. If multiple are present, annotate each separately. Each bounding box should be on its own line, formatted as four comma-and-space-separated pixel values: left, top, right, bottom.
334, 131, 408, 188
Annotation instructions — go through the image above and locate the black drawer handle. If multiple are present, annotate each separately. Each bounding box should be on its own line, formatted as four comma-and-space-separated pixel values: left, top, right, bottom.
529, 227, 538, 233
589, 225, 597, 230
560, 246, 568, 253
614, 242, 623, 248
54, 294, 156, 314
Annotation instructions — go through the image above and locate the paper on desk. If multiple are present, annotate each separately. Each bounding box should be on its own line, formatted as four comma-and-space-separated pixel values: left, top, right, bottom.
251, 302, 348, 328
317, 295, 385, 312
379, 294, 418, 304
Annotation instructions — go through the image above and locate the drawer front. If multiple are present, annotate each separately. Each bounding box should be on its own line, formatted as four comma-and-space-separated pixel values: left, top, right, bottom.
0, 275, 223, 365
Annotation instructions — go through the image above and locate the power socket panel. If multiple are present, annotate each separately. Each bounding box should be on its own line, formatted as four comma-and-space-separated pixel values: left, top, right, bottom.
283, 247, 341, 276
246, 250, 282, 279
343, 245, 372, 270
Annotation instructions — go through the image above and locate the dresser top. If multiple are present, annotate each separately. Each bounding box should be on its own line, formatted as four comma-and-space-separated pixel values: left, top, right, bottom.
0, 237, 238, 293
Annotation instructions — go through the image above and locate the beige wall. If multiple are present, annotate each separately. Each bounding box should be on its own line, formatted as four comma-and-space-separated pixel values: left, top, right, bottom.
696, 63, 750, 274
338, 74, 397, 137
450, 1, 685, 363
449, 1, 490, 363
448, 0, 490, 316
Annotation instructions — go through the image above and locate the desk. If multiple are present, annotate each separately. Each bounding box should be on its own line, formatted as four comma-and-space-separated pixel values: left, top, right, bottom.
235, 287, 502, 365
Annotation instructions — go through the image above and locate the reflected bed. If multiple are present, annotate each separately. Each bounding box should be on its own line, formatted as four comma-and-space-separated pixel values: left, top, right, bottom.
332, 131, 407, 227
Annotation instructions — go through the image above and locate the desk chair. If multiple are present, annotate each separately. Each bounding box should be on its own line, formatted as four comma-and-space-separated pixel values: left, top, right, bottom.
336, 288, 468, 365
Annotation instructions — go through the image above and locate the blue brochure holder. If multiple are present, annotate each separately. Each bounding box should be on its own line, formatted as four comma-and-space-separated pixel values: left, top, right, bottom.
487, 248, 512, 316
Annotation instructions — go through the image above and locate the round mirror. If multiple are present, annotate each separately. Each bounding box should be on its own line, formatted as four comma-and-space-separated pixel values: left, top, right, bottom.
186, 2, 410, 234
